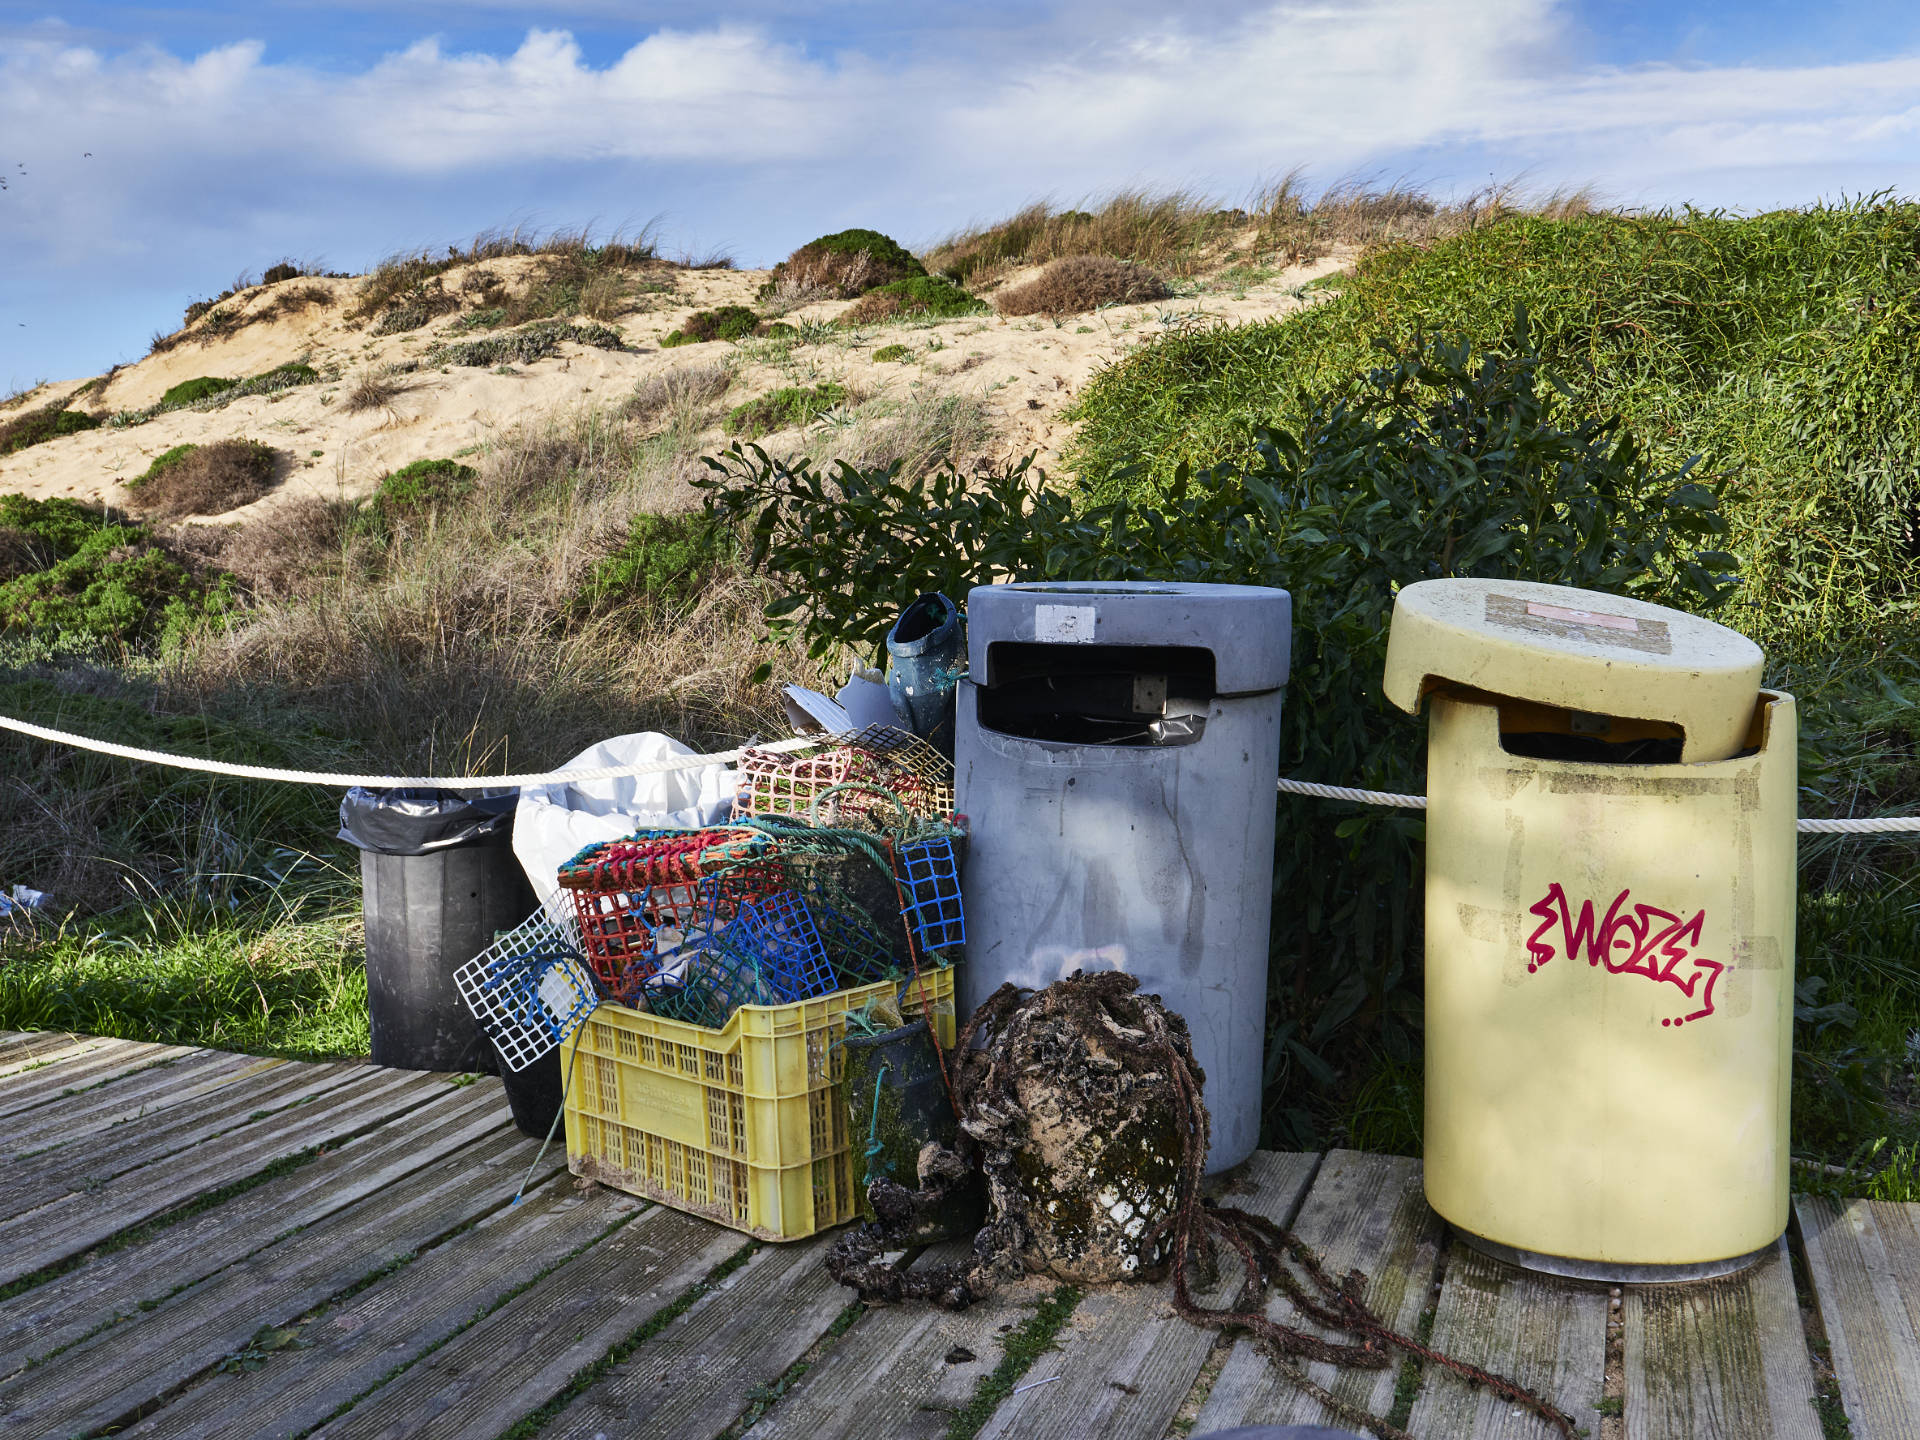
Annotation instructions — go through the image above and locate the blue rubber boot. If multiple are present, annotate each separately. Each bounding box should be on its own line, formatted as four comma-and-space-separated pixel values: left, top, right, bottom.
885, 593, 966, 757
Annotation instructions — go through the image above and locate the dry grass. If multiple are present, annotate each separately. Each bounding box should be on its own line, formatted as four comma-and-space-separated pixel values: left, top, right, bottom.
174, 497, 360, 601
925, 178, 1606, 287
775, 389, 996, 480
348, 225, 666, 328
625, 362, 733, 429
994, 256, 1172, 316
0, 524, 56, 582
133, 439, 280, 521
341, 370, 411, 415
168, 404, 819, 771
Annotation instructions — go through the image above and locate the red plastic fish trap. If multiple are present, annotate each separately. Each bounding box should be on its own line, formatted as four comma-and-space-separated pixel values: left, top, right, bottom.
733, 726, 955, 827
556, 829, 785, 1002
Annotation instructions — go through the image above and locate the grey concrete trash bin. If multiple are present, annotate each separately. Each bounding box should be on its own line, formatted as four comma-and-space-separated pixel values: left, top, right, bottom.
954, 581, 1292, 1171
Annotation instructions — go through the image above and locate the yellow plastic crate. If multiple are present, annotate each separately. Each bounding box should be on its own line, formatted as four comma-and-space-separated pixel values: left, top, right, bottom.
562, 965, 956, 1241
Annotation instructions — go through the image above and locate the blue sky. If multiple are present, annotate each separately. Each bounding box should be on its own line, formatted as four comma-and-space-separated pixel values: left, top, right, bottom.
4, 0, 1920, 387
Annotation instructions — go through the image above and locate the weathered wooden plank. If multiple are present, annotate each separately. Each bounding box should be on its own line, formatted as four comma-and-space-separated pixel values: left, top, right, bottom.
1796, 1195, 1920, 1440
971, 1150, 1322, 1440
3, 1049, 272, 1154
0, 1031, 104, 1078
115, 1175, 642, 1440
1624, 1236, 1821, 1440
544, 1234, 850, 1440
0, 1124, 567, 1440
0, 1079, 515, 1377
743, 1244, 1053, 1440
0, 1055, 332, 1211
0, 1064, 453, 1287
0, 1038, 194, 1118
309, 1206, 746, 1440
1405, 1242, 1608, 1439
1191, 1149, 1443, 1435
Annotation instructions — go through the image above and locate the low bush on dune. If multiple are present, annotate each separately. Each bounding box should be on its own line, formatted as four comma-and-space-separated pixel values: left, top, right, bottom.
871, 344, 911, 363
624, 363, 732, 426
425, 320, 625, 368
577, 511, 734, 614
159, 376, 237, 407
724, 384, 851, 438
662, 306, 762, 347
841, 277, 986, 324
0, 495, 237, 648
373, 458, 478, 518
126, 439, 279, 521
758, 229, 924, 301
994, 256, 1172, 316
0, 402, 101, 457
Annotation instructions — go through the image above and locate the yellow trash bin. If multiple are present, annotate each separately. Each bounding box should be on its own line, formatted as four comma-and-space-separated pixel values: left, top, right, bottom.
1383, 578, 1794, 1281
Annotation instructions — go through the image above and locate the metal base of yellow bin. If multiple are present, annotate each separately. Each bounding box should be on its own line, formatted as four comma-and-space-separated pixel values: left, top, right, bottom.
1453, 1225, 1780, 1285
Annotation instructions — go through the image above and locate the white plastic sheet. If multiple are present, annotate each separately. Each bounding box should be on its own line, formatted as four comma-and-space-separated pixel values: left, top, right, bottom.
512, 732, 738, 919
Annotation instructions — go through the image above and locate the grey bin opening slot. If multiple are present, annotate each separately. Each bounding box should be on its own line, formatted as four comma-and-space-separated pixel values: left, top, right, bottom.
977, 642, 1215, 746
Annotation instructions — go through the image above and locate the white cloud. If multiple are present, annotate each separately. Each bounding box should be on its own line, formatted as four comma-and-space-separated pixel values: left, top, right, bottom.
3, 0, 1919, 378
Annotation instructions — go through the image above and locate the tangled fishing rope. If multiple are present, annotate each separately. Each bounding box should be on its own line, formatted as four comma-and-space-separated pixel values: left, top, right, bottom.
827, 973, 1575, 1440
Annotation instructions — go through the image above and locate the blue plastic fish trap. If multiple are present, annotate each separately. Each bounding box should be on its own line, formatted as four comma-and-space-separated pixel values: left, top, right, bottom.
896, 835, 965, 954
455, 911, 600, 1072
811, 897, 899, 987
640, 888, 839, 1029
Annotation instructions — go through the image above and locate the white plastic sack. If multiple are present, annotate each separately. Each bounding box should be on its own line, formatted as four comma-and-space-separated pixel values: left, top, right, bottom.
513, 732, 738, 920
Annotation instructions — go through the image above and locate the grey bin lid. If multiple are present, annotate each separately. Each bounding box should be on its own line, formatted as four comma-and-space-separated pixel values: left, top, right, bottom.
966, 581, 1292, 695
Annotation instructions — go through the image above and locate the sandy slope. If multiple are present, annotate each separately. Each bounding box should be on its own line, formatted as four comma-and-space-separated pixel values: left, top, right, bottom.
0, 250, 1349, 525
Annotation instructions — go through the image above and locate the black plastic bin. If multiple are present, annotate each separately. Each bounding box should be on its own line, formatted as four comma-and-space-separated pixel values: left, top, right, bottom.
341, 787, 536, 1074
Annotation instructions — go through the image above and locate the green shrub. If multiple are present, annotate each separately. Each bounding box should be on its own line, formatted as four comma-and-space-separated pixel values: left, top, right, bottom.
699, 323, 1735, 1142
723, 384, 851, 438
759, 229, 925, 300
842, 277, 987, 324
129, 444, 198, 489
661, 306, 761, 347
0, 495, 237, 648
159, 376, 237, 407
373, 458, 478, 514
1067, 203, 1920, 671
425, 321, 625, 368
872, 344, 911, 363
578, 512, 732, 613
0, 404, 101, 457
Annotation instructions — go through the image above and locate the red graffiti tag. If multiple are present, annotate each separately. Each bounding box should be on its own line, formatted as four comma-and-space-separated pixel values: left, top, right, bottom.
1524, 884, 1724, 1026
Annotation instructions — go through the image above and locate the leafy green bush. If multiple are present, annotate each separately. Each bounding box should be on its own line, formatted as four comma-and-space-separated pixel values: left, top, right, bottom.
578, 511, 733, 613
699, 323, 1735, 1141
0, 403, 101, 457
872, 344, 912, 363
159, 376, 236, 407
373, 458, 478, 515
425, 321, 625, 367
842, 277, 987, 324
759, 229, 925, 300
0, 495, 237, 648
1067, 203, 1920, 671
723, 384, 851, 438
661, 306, 761, 347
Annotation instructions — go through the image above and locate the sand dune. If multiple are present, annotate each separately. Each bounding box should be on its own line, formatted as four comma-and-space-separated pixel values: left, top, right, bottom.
0, 249, 1348, 525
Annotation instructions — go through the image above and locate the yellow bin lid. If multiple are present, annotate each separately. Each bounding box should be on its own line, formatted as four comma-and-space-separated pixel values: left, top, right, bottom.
1382, 579, 1764, 763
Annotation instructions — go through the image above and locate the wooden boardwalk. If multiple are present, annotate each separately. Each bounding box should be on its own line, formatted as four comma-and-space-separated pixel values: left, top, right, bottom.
2, 1031, 1914, 1440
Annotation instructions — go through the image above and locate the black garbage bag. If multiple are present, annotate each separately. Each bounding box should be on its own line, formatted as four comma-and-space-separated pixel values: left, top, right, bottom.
339, 787, 518, 856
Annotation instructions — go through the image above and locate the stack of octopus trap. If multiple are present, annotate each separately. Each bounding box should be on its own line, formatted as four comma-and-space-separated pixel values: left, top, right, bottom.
553, 727, 966, 1241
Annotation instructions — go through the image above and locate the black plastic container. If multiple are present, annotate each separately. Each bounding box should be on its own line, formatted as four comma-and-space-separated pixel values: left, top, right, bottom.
842, 1018, 984, 1243
493, 1042, 564, 1139
343, 787, 536, 1073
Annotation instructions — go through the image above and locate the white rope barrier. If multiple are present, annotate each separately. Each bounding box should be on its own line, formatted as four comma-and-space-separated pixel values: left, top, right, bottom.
3, 708, 1918, 835
0, 711, 817, 790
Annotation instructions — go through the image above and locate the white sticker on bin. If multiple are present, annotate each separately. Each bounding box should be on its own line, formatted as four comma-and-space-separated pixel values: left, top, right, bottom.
1526, 601, 1640, 633
1034, 604, 1097, 643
